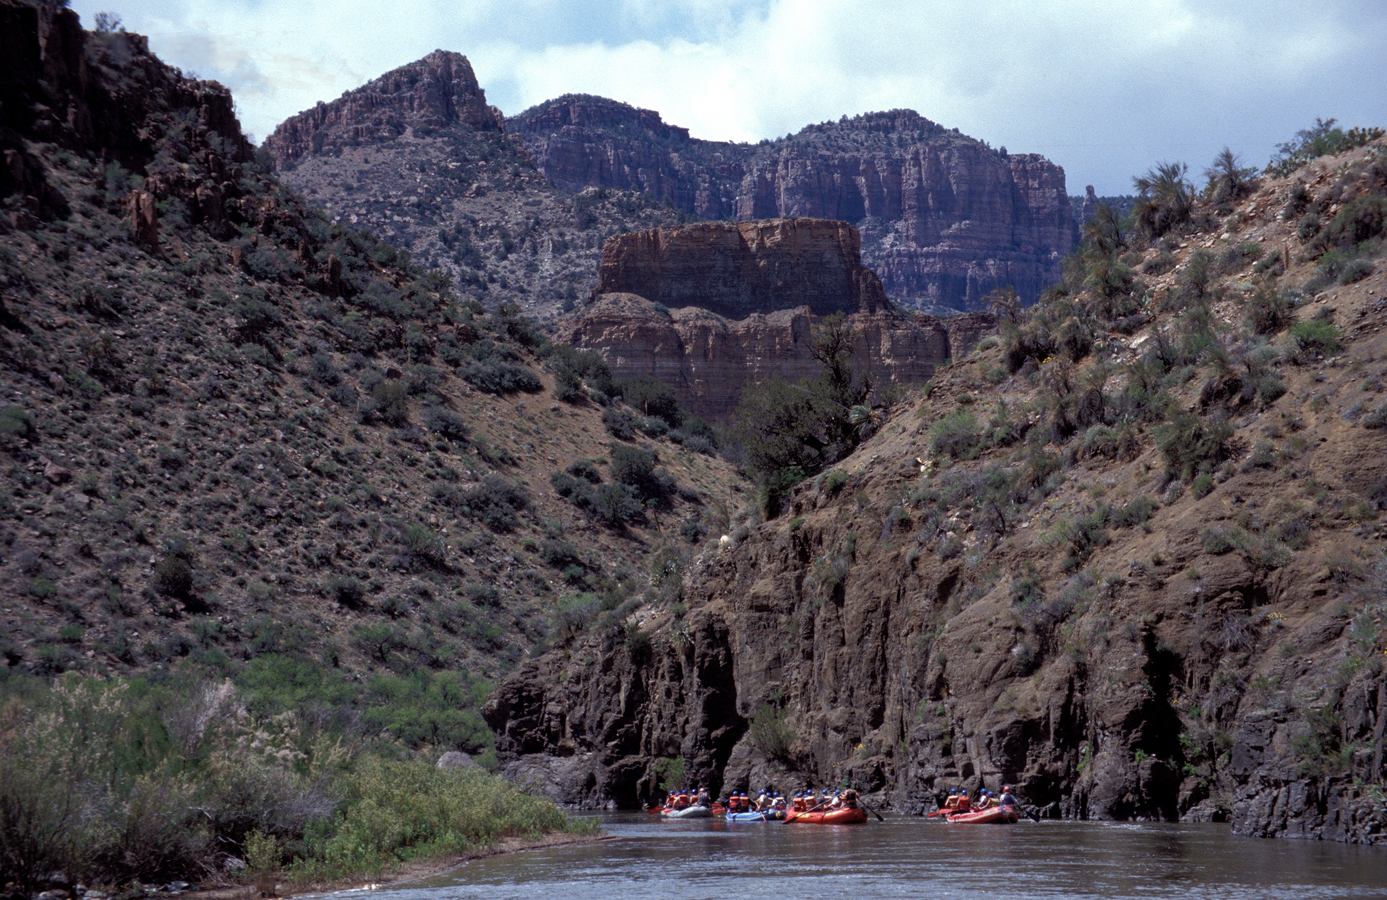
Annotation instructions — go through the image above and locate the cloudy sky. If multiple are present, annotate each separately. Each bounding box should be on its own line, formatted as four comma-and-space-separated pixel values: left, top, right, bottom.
70, 0, 1386, 196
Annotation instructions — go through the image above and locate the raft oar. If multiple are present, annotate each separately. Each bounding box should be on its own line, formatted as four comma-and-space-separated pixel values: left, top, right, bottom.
858, 798, 886, 823
1018, 805, 1041, 823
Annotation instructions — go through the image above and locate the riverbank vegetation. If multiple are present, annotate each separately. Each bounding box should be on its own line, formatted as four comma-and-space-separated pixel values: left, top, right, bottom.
0, 671, 592, 895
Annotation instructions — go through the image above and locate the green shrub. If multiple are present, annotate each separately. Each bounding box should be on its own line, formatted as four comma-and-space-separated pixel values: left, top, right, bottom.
615, 376, 683, 429
1289, 319, 1342, 356
1155, 412, 1233, 481
423, 407, 470, 443
1108, 496, 1157, 528
747, 703, 796, 762
401, 523, 447, 568
0, 405, 36, 440
152, 552, 194, 599
929, 409, 982, 460
459, 362, 542, 395
1245, 287, 1297, 335
601, 406, 636, 440
609, 443, 667, 501
364, 379, 409, 426
1267, 118, 1385, 177
310, 756, 574, 872
455, 475, 531, 532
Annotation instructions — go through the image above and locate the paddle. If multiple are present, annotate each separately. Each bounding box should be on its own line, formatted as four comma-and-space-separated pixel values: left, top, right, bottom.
857, 797, 886, 823
1018, 804, 1041, 823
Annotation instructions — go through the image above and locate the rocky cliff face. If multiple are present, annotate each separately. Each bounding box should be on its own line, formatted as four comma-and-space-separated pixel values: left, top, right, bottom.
562, 220, 981, 419
263, 50, 505, 163
512, 101, 1075, 311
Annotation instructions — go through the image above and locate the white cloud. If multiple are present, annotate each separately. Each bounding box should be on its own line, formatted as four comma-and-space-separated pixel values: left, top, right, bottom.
69, 0, 1387, 193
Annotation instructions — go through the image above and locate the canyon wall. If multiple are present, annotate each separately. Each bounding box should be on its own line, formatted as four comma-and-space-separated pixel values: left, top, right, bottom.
513, 100, 1075, 311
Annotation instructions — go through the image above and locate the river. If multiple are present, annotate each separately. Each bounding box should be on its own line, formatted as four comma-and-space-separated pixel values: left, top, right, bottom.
365, 813, 1386, 900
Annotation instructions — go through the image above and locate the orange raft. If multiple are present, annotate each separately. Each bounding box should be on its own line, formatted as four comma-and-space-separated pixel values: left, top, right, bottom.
783, 806, 869, 825
945, 805, 1019, 824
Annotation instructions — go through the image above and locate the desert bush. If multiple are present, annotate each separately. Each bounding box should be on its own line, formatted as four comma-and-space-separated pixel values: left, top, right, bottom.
422, 407, 470, 443
1288, 319, 1342, 357
152, 551, 195, 599
615, 376, 682, 429
327, 575, 367, 610
459, 362, 542, 395
1311, 195, 1387, 255
1245, 286, 1297, 335
588, 483, 644, 527
401, 523, 447, 568
456, 475, 531, 532
1361, 402, 1387, 429
1109, 496, 1157, 528
747, 702, 796, 762
1155, 411, 1234, 482
601, 406, 637, 440
929, 409, 982, 460
363, 379, 409, 426
1266, 118, 1385, 177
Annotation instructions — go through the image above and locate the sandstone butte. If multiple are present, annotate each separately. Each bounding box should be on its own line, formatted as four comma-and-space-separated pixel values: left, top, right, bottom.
564, 218, 989, 420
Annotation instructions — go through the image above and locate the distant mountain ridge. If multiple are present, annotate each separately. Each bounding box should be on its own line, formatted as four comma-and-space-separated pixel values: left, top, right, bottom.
265, 55, 1076, 314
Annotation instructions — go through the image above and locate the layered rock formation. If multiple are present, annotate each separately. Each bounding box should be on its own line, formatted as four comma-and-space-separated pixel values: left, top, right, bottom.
564, 220, 981, 419
263, 50, 505, 164
513, 100, 1076, 311
592, 218, 886, 319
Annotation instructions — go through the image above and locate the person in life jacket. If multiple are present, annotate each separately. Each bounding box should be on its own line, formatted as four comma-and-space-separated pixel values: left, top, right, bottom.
999, 785, 1021, 810
976, 790, 996, 810
674, 790, 689, 809
842, 788, 860, 809
944, 788, 960, 810
956, 789, 971, 812
695, 786, 710, 807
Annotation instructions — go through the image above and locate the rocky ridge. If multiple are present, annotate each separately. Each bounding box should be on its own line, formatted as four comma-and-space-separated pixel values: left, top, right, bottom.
485, 139, 1387, 845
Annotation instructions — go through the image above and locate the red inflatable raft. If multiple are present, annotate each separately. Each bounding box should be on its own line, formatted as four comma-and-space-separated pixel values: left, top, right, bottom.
784, 806, 868, 825
945, 805, 1019, 824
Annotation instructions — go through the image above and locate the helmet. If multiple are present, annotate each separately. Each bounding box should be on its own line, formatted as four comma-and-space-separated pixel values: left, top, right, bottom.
1002, 785, 1011, 792
948, 789, 957, 795
961, 789, 969, 796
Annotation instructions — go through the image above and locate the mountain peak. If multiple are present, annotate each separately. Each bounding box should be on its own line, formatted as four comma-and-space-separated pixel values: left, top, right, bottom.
263, 49, 504, 163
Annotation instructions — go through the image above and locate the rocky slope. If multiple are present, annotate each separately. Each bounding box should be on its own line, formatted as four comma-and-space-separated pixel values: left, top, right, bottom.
513, 99, 1076, 312
562, 219, 985, 419
0, 2, 746, 717
485, 138, 1387, 844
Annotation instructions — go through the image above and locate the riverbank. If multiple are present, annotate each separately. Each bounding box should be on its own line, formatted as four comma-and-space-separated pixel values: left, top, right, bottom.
192, 832, 613, 900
